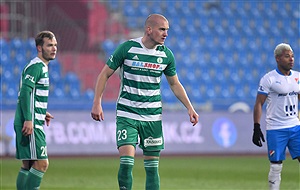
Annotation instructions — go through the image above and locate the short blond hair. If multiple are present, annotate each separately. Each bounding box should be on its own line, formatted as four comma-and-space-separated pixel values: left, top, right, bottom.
274, 43, 293, 57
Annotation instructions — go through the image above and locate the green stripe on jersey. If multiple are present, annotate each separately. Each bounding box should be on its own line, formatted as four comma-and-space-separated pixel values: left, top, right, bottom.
121, 93, 161, 102
117, 102, 162, 116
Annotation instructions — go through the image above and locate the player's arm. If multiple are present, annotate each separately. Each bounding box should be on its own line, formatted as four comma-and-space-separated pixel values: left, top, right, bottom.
20, 64, 42, 135
91, 64, 115, 121
298, 94, 300, 119
253, 93, 267, 124
252, 93, 267, 147
165, 74, 199, 126
19, 84, 34, 136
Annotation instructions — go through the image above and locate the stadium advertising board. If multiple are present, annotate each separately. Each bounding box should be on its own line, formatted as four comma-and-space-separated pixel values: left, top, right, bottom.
1, 111, 267, 156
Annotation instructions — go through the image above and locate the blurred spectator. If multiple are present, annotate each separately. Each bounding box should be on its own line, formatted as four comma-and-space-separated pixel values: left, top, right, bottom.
0, 2, 9, 39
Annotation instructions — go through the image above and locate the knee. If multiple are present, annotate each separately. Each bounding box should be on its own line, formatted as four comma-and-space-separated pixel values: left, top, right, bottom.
41, 160, 49, 172
33, 160, 49, 172
270, 162, 283, 173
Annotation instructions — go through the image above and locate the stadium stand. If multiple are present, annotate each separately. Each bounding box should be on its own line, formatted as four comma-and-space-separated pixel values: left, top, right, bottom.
1, 0, 299, 111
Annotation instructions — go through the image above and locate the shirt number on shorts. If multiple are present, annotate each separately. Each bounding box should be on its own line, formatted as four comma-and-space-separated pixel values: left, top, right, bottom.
117, 129, 127, 141
41, 146, 47, 157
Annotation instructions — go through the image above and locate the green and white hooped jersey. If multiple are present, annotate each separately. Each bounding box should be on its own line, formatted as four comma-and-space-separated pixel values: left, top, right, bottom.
14, 57, 49, 129
257, 68, 300, 130
107, 37, 177, 122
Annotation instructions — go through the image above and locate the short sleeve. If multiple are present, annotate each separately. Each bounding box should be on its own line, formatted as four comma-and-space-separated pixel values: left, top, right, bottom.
258, 74, 271, 95
163, 49, 176, 76
106, 42, 127, 70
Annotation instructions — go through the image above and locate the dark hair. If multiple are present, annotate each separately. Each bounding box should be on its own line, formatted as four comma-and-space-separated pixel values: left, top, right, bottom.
35, 31, 55, 47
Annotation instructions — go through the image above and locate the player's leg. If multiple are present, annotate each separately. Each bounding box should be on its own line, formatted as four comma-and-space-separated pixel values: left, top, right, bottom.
26, 159, 49, 189
269, 161, 283, 190
285, 125, 300, 190
144, 152, 160, 190
16, 160, 33, 190
139, 120, 163, 190
267, 129, 288, 190
287, 125, 300, 166
118, 145, 135, 190
14, 125, 33, 190
24, 127, 49, 190
116, 117, 139, 190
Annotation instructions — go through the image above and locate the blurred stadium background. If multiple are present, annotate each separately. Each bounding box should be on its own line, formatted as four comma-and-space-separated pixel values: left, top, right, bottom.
1, 0, 299, 111
1, 0, 300, 156
1, 1, 300, 189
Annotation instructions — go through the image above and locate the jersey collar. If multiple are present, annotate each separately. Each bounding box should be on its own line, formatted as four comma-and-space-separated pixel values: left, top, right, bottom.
276, 68, 292, 76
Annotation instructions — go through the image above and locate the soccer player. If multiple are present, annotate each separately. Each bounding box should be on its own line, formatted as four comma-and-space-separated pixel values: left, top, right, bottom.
252, 43, 300, 190
91, 14, 199, 190
14, 31, 57, 190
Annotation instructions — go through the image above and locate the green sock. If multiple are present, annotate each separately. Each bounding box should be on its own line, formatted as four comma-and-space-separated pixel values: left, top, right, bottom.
16, 168, 29, 190
144, 159, 160, 190
118, 156, 134, 190
26, 167, 44, 190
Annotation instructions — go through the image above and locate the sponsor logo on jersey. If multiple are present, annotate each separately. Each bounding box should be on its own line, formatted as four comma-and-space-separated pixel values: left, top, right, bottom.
132, 61, 163, 70
278, 93, 287, 97
279, 91, 298, 97
157, 57, 163, 64
295, 78, 299, 84
289, 91, 298, 96
25, 74, 35, 83
144, 136, 163, 147
132, 55, 139, 60
275, 81, 281, 85
109, 55, 113, 62
259, 85, 264, 91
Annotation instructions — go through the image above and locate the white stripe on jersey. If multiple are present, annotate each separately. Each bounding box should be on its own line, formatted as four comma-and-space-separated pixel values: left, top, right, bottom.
29, 133, 37, 159
24, 57, 47, 71
36, 89, 49, 96
128, 46, 167, 57
35, 101, 47, 109
38, 78, 49, 85
35, 125, 44, 130
35, 113, 46, 121
123, 85, 160, 96
117, 110, 162, 121
124, 71, 161, 83
119, 97, 162, 108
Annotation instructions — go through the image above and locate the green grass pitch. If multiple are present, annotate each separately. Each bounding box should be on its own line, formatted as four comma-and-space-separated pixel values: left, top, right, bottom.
1, 156, 299, 190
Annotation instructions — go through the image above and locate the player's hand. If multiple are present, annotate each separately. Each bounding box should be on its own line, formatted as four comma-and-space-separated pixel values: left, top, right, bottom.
91, 103, 104, 121
252, 123, 265, 147
22, 121, 33, 136
188, 109, 199, 126
45, 112, 54, 126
